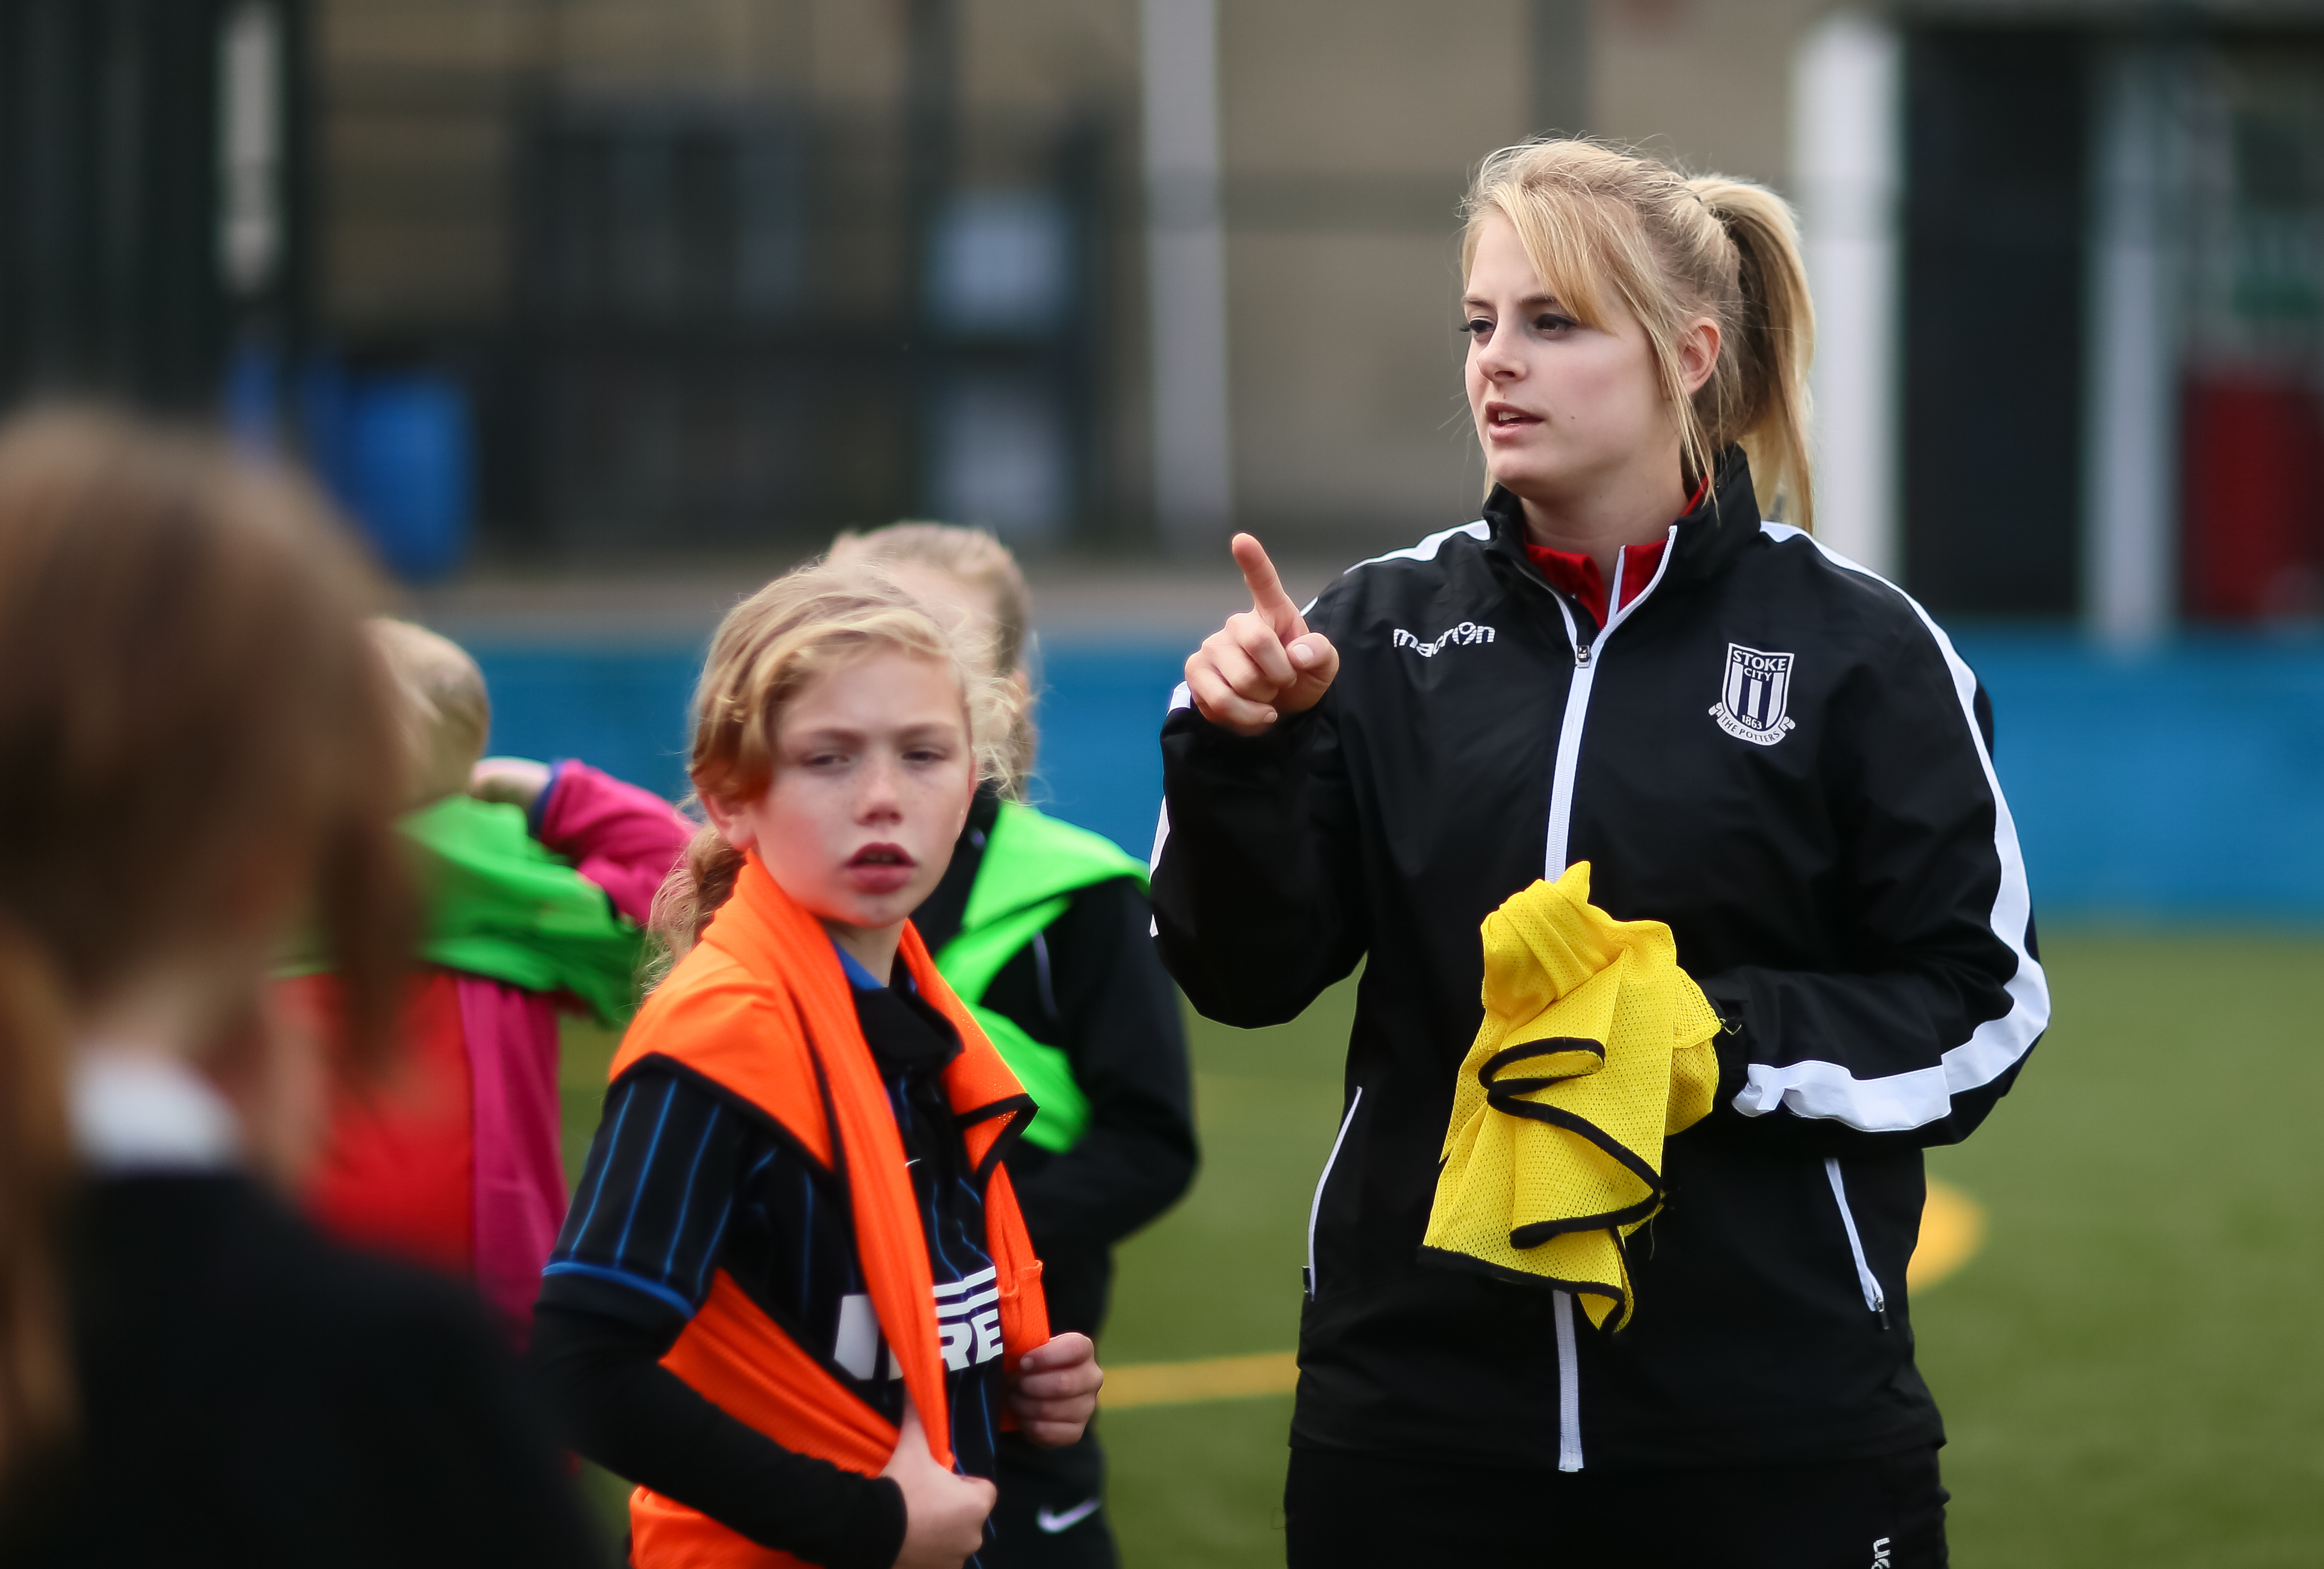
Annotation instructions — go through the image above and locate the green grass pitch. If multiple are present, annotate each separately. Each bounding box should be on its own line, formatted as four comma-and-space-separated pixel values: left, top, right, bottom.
559, 932, 2324, 1566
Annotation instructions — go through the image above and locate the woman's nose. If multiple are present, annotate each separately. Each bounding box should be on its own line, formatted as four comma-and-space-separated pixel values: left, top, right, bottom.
1476, 337, 1522, 381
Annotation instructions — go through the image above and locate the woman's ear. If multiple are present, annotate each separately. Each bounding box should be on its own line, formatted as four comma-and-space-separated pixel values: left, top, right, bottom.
700, 792, 757, 856
1678, 316, 1722, 396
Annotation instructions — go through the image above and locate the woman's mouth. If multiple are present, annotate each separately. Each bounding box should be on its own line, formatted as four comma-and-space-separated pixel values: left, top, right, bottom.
844, 843, 918, 894
1484, 401, 1541, 439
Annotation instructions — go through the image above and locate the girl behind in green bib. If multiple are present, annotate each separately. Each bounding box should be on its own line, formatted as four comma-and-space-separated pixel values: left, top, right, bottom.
830, 525, 1196, 1569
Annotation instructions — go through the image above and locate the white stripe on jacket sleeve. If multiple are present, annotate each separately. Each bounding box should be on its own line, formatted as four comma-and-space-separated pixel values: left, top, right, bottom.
1730, 525, 2052, 1133
1150, 682, 1195, 932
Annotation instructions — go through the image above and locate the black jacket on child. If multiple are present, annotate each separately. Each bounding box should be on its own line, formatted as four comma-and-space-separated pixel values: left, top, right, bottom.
1151, 449, 2049, 1473
913, 788, 1196, 1564
4, 1174, 604, 1569
913, 787, 1198, 1343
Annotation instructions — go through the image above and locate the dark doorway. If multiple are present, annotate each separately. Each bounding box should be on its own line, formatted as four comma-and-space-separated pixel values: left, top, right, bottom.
1901, 29, 2087, 619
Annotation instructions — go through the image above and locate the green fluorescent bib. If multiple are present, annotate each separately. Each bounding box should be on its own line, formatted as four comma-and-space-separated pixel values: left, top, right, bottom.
280, 792, 647, 1027
933, 802, 1147, 1154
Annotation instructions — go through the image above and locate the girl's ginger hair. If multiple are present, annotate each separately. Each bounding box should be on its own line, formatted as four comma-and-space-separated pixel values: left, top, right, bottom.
650, 562, 1023, 962
827, 521, 1039, 787
1463, 138, 1817, 529
0, 408, 410, 1492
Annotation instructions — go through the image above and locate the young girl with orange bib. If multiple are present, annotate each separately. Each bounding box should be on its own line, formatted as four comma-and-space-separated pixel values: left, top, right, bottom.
530, 566, 1101, 1569
831, 523, 1197, 1569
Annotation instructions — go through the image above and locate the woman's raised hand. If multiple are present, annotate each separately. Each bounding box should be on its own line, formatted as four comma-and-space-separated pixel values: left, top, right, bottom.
882, 1403, 996, 1569
1185, 535, 1341, 736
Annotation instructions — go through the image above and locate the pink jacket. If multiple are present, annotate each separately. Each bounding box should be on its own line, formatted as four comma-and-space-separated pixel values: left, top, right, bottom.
465, 762, 692, 1335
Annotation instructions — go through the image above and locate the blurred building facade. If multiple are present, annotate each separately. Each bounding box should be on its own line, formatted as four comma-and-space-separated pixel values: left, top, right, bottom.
1, 0, 2319, 633
0, 0, 312, 412
314, 0, 1128, 557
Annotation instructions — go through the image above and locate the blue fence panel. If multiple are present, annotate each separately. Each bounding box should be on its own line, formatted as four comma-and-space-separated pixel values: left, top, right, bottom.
471, 646, 703, 803
462, 631, 2324, 921
1021, 644, 1181, 859
1956, 632, 2324, 922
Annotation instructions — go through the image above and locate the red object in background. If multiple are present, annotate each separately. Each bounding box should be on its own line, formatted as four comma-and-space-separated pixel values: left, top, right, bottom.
2181, 374, 2324, 620
287, 970, 477, 1278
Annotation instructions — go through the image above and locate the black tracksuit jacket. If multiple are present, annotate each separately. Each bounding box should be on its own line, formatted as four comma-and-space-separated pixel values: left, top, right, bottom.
1151, 450, 2049, 1474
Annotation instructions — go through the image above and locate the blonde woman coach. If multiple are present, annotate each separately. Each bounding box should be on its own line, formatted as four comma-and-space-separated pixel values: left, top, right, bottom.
1153, 140, 2047, 1567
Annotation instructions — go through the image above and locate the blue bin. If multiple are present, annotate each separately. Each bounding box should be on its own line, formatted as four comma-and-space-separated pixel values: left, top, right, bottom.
336, 374, 472, 582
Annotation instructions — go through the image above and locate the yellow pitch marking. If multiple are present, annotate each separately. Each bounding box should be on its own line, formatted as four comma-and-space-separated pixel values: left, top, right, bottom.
1101, 1350, 1297, 1410
1102, 1182, 1987, 1411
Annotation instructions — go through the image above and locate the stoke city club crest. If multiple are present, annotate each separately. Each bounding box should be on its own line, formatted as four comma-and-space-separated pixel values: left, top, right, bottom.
1709, 643, 1797, 746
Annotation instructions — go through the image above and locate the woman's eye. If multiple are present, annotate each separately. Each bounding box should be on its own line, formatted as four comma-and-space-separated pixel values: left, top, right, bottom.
1463, 317, 1493, 341
1531, 312, 1578, 334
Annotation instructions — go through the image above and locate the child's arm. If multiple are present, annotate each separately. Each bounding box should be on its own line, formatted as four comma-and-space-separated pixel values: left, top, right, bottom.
531, 1300, 910, 1566
474, 757, 694, 925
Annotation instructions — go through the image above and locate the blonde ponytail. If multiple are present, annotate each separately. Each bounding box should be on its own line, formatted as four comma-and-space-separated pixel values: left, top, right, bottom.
1464, 140, 1819, 529
1684, 177, 1816, 532
646, 824, 744, 975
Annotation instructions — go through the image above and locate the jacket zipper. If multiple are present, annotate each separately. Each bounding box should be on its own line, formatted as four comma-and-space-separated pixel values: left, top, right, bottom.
1552, 1290, 1583, 1471
1540, 532, 1678, 875
1534, 530, 1681, 1469
1304, 1087, 1363, 1297
1823, 1157, 1891, 1329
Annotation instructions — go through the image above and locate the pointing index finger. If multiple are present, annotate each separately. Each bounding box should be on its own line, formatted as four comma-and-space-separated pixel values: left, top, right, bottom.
1231, 533, 1303, 639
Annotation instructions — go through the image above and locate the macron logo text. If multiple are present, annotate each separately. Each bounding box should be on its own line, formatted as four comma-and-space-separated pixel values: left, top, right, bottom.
1393, 622, 1496, 657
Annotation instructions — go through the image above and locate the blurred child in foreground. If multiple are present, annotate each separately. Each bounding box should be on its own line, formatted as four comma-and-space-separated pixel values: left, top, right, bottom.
283, 619, 691, 1340
831, 524, 1195, 1569
530, 564, 1101, 1569
0, 409, 601, 1566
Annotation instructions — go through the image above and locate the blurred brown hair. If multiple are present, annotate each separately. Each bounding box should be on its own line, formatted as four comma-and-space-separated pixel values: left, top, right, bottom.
0, 408, 410, 1487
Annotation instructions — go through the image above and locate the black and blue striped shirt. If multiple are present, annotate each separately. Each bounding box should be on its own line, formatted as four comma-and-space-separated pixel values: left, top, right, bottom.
534, 944, 1006, 1566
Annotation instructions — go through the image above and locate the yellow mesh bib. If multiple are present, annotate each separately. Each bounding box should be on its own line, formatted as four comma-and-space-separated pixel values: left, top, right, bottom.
1421, 862, 1722, 1331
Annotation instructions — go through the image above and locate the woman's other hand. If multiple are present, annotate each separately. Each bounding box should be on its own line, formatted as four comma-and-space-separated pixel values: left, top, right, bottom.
882, 1404, 996, 1569
1007, 1331, 1102, 1447
1185, 536, 1340, 736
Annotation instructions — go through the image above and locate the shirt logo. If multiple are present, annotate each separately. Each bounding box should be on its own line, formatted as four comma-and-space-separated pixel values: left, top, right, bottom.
1710, 643, 1797, 746
935, 1265, 1004, 1371
1393, 621, 1496, 657
832, 1263, 1004, 1382
1036, 1498, 1103, 1533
